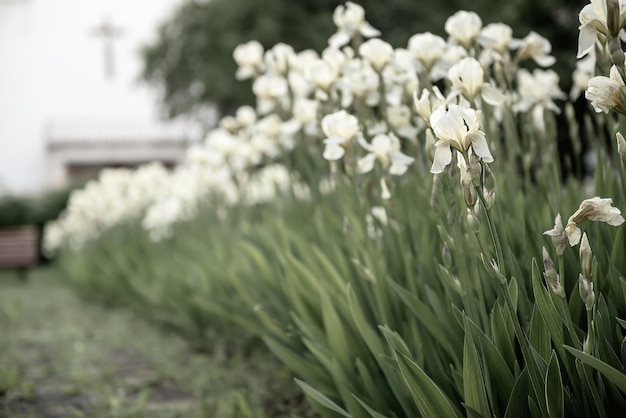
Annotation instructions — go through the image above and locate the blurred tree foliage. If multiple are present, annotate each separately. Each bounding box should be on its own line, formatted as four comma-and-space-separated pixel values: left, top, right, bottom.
141, 0, 586, 118
0, 182, 79, 228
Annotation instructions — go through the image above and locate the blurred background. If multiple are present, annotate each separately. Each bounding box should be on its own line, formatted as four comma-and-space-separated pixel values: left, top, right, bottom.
0, 0, 585, 229
0, 0, 196, 196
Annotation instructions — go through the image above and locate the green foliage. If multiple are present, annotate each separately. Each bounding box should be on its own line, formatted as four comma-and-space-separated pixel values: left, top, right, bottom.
56, 2, 626, 417
0, 183, 77, 228
56, 129, 626, 416
35, 182, 78, 225
141, 0, 585, 117
0, 196, 37, 227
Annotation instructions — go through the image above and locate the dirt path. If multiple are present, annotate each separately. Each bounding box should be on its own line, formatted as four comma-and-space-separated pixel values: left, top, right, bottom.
0, 268, 312, 418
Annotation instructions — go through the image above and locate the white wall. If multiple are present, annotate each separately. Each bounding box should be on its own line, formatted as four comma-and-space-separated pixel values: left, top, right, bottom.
0, 0, 185, 195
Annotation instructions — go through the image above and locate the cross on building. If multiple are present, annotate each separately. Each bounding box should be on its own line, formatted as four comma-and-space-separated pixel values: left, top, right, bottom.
91, 17, 124, 79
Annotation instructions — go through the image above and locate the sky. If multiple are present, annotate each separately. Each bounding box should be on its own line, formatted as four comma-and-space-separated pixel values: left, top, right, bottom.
0, 0, 186, 194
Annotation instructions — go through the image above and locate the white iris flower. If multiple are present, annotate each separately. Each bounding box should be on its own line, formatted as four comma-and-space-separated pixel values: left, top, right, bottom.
321, 110, 360, 161
357, 133, 414, 175
429, 104, 493, 173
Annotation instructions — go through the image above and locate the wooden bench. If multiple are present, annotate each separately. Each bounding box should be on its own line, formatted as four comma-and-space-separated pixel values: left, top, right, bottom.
0, 225, 39, 278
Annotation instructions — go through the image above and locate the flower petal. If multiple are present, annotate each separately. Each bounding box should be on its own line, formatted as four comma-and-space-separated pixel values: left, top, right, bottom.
329, 31, 351, 49
470, 134, 494, 162
380, 178, 391, 200
323, 143, 346, 160
360, 23, 381, 38
389, 152, 414, 175
357, 153, 376, 173
577, 26, 597, 58
481, 84, 507, 106
430, 142, 452, 173
533, 54, 556, 67
565, 222, 582, 246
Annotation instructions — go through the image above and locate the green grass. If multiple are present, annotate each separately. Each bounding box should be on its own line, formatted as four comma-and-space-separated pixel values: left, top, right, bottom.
0, 267, 316, 418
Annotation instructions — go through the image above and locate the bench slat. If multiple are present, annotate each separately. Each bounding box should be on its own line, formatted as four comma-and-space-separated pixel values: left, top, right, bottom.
0, 226, 39, 268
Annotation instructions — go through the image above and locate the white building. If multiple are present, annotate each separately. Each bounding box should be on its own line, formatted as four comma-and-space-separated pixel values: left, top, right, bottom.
0, 0, 202, 195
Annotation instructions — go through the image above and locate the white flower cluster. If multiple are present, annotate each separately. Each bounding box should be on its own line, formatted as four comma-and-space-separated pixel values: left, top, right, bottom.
235, 4, 564, 197
414, 11, 564, 174
545, 197, 625, 254
45, 163, 174, 251
575, 0, 626, 114
44, 106, 302, 250
46, 2, 568, 251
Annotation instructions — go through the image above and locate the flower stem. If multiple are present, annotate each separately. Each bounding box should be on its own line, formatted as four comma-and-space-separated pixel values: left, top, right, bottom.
474, 183, 505, 277
498, 278, 547, 412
